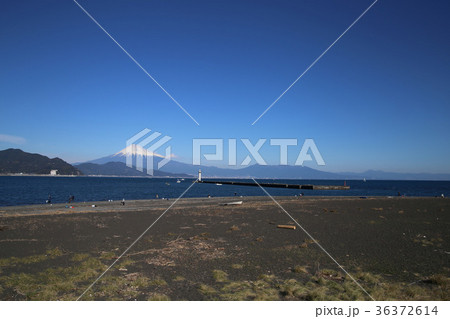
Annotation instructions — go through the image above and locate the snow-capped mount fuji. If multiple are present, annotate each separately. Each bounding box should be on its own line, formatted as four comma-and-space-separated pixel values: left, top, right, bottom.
74, 146, 191, 177
82, 145, 165, 165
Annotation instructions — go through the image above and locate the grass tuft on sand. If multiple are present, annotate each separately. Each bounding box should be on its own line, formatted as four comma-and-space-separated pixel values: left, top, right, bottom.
212, 270, 229, 283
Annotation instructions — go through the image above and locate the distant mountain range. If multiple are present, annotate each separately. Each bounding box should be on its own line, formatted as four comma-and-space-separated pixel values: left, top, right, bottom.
76, 147, 450, 180
161, 160, 340, 179
76, 147, 339, 179
2, 148, 449, 180
0, 148, 81, 175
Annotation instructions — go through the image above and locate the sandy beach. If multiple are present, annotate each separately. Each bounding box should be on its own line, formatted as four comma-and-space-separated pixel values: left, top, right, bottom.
0, 196, 448, 300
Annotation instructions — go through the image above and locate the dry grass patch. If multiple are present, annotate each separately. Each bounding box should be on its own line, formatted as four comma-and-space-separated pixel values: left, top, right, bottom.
147, 293, 170, 301
231, 264, 244, 269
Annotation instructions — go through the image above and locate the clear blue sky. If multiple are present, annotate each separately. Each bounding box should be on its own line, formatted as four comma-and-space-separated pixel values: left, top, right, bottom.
1, 0, 449, 173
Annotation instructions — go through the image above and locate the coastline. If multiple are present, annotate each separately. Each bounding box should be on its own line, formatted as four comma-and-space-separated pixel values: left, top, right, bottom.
0, 195, 448, 217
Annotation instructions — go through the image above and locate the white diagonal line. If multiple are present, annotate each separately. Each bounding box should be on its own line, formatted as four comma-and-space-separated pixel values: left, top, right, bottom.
76, 179, 198, 301
251, 178, 376, 301
252, 0, 379, 125
73, 0, 200, 126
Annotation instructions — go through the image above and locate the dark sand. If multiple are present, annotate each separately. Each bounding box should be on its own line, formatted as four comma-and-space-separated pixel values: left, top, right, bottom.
0, 196, 449, 301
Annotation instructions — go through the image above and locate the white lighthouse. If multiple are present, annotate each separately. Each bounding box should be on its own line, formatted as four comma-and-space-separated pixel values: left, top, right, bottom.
198, 169, 202, 182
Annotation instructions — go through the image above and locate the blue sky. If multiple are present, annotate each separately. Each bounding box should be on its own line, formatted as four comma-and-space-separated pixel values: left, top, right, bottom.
1, 0, 449, 173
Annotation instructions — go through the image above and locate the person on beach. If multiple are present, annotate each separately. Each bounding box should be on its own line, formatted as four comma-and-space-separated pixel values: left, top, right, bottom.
68, 195, 74, 203
121, 198, 125, 206
46, 195, 52, 204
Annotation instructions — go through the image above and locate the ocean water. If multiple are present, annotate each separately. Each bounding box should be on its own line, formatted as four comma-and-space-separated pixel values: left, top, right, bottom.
0, 176, 449, 207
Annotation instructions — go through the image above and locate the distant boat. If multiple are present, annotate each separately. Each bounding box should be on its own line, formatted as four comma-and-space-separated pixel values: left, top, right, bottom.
181, 178, 185, 181
165, 182, 170, 186
177, 179, 181, 183
363, 178, 366, 182
215, 183, 222, 186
